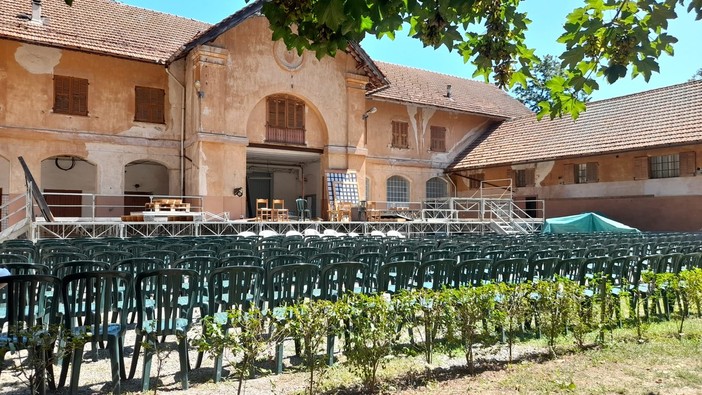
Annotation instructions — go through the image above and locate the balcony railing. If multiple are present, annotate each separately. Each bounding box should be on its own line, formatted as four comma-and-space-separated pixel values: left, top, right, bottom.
266, 126, 306, 145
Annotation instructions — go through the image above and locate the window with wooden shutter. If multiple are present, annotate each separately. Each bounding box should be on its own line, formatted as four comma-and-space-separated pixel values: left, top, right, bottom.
679, 151, 697, 176
574, 162, 599, 184
586, 162, 599, 182
53, 75, 88, 116
135, 86, 165, 123
526, 168, 536, 186
650, 154, 679, 178
430, 126, 446, 152
265, 95, 306, 145
562, 164, 575, 184
634, 156, 650, 180
391, 121, 409, 149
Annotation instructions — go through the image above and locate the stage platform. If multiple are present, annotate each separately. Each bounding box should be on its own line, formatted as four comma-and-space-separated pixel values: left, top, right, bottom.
25, 217, 543, 240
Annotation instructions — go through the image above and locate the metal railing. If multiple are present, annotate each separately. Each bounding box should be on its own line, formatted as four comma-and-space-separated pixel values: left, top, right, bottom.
36, 192, 205, 221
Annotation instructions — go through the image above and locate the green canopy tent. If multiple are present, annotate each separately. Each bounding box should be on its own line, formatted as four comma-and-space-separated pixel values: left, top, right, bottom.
542, 212, 640, 234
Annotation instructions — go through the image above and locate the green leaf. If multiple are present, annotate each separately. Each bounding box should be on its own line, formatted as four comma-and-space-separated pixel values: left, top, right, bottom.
603, 64, 628, 84
316, 0, 347, 30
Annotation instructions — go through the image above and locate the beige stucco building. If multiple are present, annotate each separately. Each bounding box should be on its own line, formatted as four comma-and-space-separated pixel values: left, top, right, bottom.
0, 0, 527, 223
1, 0, 701, 232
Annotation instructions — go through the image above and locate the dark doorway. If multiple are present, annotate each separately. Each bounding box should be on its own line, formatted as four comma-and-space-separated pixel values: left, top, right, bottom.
246, 172, 272, 218
44, 189, 82, 217
525, 196, 538, 218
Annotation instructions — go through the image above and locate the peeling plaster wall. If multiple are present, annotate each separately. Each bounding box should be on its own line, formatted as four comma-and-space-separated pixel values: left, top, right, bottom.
14, 44, 61, 75
364, 100, 492, 201
0, 38, 181, 197
535, 161, 554, 186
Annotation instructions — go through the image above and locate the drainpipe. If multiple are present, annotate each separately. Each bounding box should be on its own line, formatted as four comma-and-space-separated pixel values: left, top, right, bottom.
165, 67, 186, 197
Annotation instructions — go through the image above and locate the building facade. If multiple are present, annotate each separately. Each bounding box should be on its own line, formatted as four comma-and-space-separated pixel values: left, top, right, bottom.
1, 0, 700, 231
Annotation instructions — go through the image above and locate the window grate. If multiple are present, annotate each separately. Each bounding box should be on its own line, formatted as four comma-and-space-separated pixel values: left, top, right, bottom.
650, 154, 680, 178
387, 176, 409, 205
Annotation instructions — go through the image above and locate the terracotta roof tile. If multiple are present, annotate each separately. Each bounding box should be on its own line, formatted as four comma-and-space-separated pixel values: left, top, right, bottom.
370, 61, 532, 120
448, 80, 702, 171
0, 0, 210, 63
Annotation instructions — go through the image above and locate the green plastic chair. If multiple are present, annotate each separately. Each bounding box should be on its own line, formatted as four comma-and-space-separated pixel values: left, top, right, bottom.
553, 257, 588, 284
267, 263, 319, 374
0, 274, 62, 394
52, 260, 110, 279
59, 271, 132, 394
310, 252, 345, 267
319, 261, 368, 365
128, 268, 199, 391
0, 246, 37, 262
41, 252, 89, 271
296, 198, 311, 221
320, 261, 368, 300
421, 249, 452, 263
452, 258, 491, 288
92, 250, 134, 264
195, 265, 265, 382
418, 258, 456, 290
377, 260, 419, 294
142, 249, 178, 267
1, 263, 50, 275
111, 258, 165, 323
219, 254, 263, 267
0, 253, 30, 263
350, 252, 384, 292
173, 256, 221, 315
527, 257, 560, 281
490, 258, 529, 284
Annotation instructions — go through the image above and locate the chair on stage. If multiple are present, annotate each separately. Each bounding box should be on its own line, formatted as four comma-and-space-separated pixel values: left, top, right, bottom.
272, 199, 289, 222
256, 199, 272, 222
296, 198, 311, 221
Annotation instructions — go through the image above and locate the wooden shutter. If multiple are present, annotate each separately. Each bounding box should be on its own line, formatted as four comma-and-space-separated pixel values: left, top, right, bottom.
526, 168, 536, 186
679, 151, 697, 176
53, 76, 70, 114
135, 87, 164, 123
586, 162, 599, 182
562, 164, 574, 184
71, 77, 88, 116
634, 156, 649, 180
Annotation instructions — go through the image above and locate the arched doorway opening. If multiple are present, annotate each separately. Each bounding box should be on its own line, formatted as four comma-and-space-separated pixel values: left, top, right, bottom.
124, 160, 170, 215
41, 155, 97, 217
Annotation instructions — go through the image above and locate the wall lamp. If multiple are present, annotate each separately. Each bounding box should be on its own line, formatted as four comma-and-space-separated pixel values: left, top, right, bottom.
194, 80, 204, 99
362, 106, 377, 120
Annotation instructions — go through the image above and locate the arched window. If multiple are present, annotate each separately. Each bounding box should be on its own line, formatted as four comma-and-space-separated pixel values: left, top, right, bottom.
266, 95, 305, 145
426, 177, 448, 199
386, 176, 409, 205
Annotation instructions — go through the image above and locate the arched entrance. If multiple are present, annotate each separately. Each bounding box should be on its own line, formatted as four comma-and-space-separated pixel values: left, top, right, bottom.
124, 160, 170, 215
41, 155, 97, 217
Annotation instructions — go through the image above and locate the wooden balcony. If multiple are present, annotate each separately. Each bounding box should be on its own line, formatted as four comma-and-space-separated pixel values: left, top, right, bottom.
266, 126, 306, 145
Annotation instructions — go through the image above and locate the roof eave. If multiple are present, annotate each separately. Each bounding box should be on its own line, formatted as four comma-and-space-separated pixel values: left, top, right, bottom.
0, 35, 167, 65
447, 139, 702, 173
366, 96, 514, 121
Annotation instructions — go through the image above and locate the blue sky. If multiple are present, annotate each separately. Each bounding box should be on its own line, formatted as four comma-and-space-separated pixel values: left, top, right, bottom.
121, 0, 702, 101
